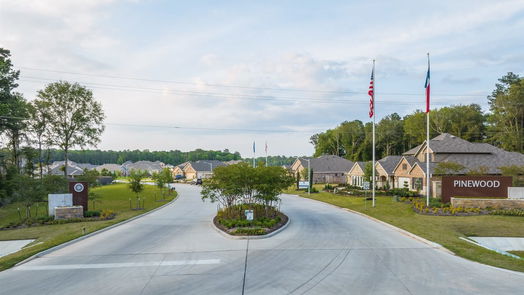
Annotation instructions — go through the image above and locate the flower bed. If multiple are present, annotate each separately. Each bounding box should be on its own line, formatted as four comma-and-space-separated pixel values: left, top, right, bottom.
213, 209, 288, 236
0, 209, 116, 230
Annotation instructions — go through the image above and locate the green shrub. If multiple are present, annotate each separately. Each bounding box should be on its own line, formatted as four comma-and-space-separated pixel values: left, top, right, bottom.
233, 227, 266, 235
389, 188, 420, 197
84, 210, 101, 217
490, 209, 524, 216
218, 216, 281, 229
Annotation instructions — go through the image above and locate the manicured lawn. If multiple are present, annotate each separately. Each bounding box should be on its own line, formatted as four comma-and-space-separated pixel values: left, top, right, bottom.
285, 189, 524, 272
0, 183, 175, 271
510, 251, 524, 258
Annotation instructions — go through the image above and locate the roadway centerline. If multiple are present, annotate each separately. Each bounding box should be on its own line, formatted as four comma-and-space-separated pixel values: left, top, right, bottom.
14, 259, 221, 271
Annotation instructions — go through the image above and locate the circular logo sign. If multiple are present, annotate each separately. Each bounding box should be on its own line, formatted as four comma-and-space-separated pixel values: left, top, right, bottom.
73, 183, 85, 193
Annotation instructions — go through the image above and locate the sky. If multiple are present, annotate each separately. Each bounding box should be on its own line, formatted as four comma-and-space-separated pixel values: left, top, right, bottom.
1, 0, 523, 158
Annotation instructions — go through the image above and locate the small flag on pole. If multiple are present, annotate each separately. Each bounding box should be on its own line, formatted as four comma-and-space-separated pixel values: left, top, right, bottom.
425, 55, 430, 113
253, 141, 256, 153
368, 64, 375, 118
265, 141, 268, 154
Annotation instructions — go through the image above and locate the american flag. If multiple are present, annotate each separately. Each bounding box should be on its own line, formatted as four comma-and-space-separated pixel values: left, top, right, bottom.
368, 64, 375, 118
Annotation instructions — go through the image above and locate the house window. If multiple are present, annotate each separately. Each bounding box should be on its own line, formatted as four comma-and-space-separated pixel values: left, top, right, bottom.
402, 164, 407, 170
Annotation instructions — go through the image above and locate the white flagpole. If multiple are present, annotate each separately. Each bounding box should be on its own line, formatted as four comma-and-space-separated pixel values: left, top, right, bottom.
265, 141, 268, 167
253, 141, 256, 168
372, 59, 376, 208
426, 53, 431, 207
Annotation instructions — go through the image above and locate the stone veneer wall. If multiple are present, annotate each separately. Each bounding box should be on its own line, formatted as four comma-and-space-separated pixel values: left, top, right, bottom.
55, 206, 84, 220
451, 198, 524, 209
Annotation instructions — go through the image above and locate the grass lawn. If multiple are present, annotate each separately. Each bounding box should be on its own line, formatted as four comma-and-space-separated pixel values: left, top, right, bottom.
0, 183, 175, 271
285, 188, 524, 272
510, 251, 524, 258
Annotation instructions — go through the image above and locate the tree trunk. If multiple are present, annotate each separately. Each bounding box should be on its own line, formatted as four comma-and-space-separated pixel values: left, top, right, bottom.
38, 138, 43, 179
64, 148, 68, 179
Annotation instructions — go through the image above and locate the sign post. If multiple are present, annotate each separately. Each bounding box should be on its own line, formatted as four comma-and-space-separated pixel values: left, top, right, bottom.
69, 181, 89, 212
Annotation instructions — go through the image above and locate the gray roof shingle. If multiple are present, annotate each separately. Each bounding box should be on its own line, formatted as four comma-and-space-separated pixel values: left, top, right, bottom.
298, 155, 354, 173
377, 155, 403, 174
188, 160, 227, 172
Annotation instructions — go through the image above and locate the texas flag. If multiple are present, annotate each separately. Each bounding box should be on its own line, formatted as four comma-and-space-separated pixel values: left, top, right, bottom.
425, 57, 430, 113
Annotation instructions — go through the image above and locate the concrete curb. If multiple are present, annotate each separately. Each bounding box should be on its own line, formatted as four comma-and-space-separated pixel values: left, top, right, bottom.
15, 195, 179, 267
211, 215, 290, 240
283, 193, 452, 254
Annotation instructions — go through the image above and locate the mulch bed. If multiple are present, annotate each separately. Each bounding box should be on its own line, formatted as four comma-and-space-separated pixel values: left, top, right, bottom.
213, 211, 288, 236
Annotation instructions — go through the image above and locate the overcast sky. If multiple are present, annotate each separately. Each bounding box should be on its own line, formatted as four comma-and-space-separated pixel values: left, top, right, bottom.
1, 0, 523, 158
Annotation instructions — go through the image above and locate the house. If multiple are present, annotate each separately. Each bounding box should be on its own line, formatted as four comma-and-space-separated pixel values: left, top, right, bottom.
291, 155, 354, 184
395, 133, 524, 196
183, 160, 227, 180
392, 156, 419, 190
375, 155, 403, 189
43, 160, 88, 177
172, 162, 188, 178
122, 161, 165, 176
95, 163, 124, 175
347, 162, 367, 187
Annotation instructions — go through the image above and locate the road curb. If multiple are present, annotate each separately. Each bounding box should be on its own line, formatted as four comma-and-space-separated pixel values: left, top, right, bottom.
15, 195, 179, 267
284, 193, 452, 254
211, 215, 290, 240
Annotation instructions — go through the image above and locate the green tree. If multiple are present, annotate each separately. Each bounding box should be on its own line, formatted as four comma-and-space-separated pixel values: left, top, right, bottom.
27, 99, 52, 178
11, 175, 45, 218
201, 163, 293, 213
128, 170, 145, 199
253, 165, 294, 206
88, 191, 102, 210
499, 165, 524, 186
152, 168, 173, 199
376, 113, 404, 157
36, 81, 105, 178
403, 110, 437, 148
432, 104, 486, 142
487, 72, 524, 152
433, 162, 466, 175
0, 48, 29, 172
363, 162, 374, 184
76, 169, 100, 188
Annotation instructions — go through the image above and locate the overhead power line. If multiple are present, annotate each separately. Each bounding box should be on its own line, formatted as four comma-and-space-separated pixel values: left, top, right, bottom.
20, 76, 485, 106
20, 66, 487, 98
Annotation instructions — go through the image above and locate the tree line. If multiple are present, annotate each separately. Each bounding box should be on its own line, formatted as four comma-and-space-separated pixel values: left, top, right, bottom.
311, 72, 524, 161
46, 148, 242, 166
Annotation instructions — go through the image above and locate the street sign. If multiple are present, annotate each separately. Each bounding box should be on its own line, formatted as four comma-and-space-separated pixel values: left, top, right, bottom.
298, 181, 310, 189
245, 210, 254, 221
363, 182, 370, 190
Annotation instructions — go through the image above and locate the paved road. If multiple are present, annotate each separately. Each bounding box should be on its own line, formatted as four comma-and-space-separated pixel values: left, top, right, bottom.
1, 184, 523, 294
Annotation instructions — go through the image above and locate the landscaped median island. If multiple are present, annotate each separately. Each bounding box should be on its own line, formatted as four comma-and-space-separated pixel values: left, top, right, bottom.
201, 162, 294, 237
213, 204, 288, 236
285, 184, 524, 272
0, 183, 176, 271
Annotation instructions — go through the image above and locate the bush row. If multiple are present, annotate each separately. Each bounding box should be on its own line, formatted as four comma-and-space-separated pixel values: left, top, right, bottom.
218, 216, 281, 229
1, 209, 116, 230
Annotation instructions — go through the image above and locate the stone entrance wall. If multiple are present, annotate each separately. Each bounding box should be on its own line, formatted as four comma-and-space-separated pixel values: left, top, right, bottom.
55, 206, 84, 220
451, 198, 524, 209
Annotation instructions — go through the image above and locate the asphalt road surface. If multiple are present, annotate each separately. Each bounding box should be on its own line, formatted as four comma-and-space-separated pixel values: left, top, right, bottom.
1, 184, 523, 294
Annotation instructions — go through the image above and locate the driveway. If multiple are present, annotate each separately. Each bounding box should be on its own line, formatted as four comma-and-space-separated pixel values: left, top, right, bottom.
0, 184, 522, 294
